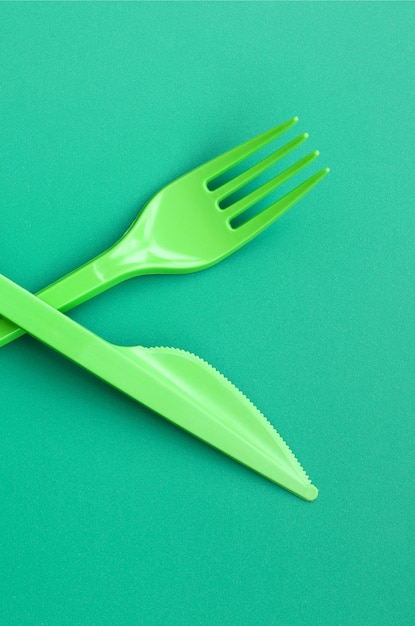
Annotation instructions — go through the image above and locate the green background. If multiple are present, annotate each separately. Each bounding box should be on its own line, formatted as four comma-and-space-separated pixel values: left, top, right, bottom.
1, 2, 414, 625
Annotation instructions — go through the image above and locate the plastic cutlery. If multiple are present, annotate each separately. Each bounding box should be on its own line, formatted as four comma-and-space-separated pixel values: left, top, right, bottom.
0, 273, 318, 501
0, 117, 328, 348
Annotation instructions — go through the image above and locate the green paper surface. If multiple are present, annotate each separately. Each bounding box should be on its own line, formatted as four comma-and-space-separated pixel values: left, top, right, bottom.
1, 2, 414, 624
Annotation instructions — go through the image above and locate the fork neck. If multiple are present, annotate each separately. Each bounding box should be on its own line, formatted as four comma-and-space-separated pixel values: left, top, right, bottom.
35, 241, 150, 313
37, 207, 166, 313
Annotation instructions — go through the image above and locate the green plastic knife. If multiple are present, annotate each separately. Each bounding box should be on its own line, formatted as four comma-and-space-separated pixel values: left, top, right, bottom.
0, 273, 318, 501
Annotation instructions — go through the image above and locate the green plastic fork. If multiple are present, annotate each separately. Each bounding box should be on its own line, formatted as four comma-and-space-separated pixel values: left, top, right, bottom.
0, 117, 328, 348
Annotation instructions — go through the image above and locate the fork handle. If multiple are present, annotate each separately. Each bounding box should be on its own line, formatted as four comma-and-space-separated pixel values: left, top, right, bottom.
0, 250, 144, 348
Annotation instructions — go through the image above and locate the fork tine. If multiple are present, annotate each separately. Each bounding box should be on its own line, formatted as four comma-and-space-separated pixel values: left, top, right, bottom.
225, 151, 320, 220
232, 168, 330, 244
214, 133, 309, 202
200, 117, 299, 182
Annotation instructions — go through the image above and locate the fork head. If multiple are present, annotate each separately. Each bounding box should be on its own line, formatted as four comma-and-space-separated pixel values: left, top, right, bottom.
122, 117, 329, 273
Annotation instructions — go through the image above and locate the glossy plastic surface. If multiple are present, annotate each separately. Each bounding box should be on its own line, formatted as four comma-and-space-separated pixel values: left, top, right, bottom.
0, 117, 328, 348
0, 273, 318, 501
